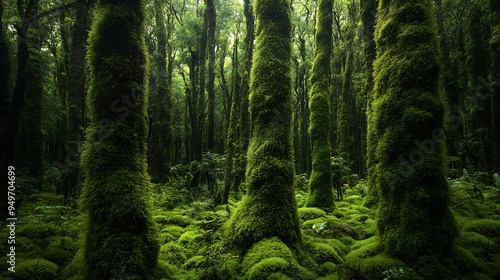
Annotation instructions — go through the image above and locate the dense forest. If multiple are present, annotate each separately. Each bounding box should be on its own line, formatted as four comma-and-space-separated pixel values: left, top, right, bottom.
0, 0, 500, 279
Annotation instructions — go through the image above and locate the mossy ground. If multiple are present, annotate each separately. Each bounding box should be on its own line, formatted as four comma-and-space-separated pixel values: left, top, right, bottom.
1, 171, 499, 279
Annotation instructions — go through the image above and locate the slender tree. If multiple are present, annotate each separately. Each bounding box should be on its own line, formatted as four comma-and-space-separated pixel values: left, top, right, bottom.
491, 0, 500, 173
24, 13, 44, 189
80, 0, 164, 278
63, 0, 90, 200
207, 0, 216, 152
466, 5, 492, 172
373, 0, 457, 268
305, 0, 334, 212
0, 0, 10, 133
228, 0, 302, 252
148, 0, 173, 183
0, 0, 37, 219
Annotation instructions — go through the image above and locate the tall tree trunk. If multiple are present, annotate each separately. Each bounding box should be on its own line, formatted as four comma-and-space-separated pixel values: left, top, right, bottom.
0, 1, 11, 215
361, 0, 378, 206
24, 12, 44, 189
1, 0, 36, 219
466, 5, 492, 172
81, 0, 164, 278
373, 0, 457, 271
239, 0, 254, 158
338, 7, 356, 171
148, 0, 173, 183
306, 0, 334, 212
223, 37, 240, 205
0, 0, 10, 134
228, 0, 302, 253
206, 0, 216, 152
62, 0, 89, 201
492, 0, 500, 173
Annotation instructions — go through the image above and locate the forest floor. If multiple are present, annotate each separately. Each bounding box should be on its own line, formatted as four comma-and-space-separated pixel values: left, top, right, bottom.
1, 168, 499, 280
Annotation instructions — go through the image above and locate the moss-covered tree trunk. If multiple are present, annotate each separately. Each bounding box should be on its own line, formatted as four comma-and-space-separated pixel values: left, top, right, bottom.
63, 0, 89, 200
361, 0, 378, 207
491, 0, 500, 174
24, 16, 44, 189
206, 0, 216, 152
0, 0, 10, 135
0, 0, 10, 219
223, 38, 241, 204
373, 0, 457, 265
1, 1, 37, 216
305, 0, 334, 212
148, 0, 173, 183
234, 0, 255, 191
81, 0, 162, 278
228, 0, 302, 253
466, 5, 492, 172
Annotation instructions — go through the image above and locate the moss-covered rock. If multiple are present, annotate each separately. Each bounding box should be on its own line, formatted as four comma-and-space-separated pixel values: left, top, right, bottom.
43, 247, 72, 266
462, 219, 500, 239
457, 231, 495, 258
308, 242, 342, 264
246, 257, 289, 280
298, 207, 327, 221
14, 259, 58, 280
159, 242, 187, 266
241, 238, 296, 273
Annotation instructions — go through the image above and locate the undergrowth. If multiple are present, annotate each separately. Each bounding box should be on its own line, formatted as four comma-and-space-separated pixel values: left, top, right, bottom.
1, 167, 499, 279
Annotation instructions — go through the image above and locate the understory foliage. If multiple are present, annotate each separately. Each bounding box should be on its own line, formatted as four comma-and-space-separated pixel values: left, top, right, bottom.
1, 169, 499, 279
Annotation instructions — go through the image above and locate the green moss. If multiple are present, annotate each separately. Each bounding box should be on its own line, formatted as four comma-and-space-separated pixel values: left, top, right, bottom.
462, 219, 500, 239
319, 262, 337, 275
178, 231, 204, 245
241, 237, 296, 273
457, 231, 495, 258
43, 247, 72, 266
372, 0, 458, 262
18, 223, 59, 240
246, 257, 289, 280
298, 207, 327, 221
360, 255, 407, 279
306, 0, 334, 212
81, 0, 162, 278
346, 236, 380, 261
61, 248, 86, 279
451, 245, 486, 276
308, 242, 342, 264
182, 255, 205, 270
227, 0, 301, 253
14, 259, 58, 280
344, 195, 363, 203
161, 225, 186, 238
159, 242, 188, 267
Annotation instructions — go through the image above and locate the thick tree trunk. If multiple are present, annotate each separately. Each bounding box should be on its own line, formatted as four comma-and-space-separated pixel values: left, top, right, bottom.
81, 0, 164, 278
373, 0, 457, 270
228, 0, 302, 253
